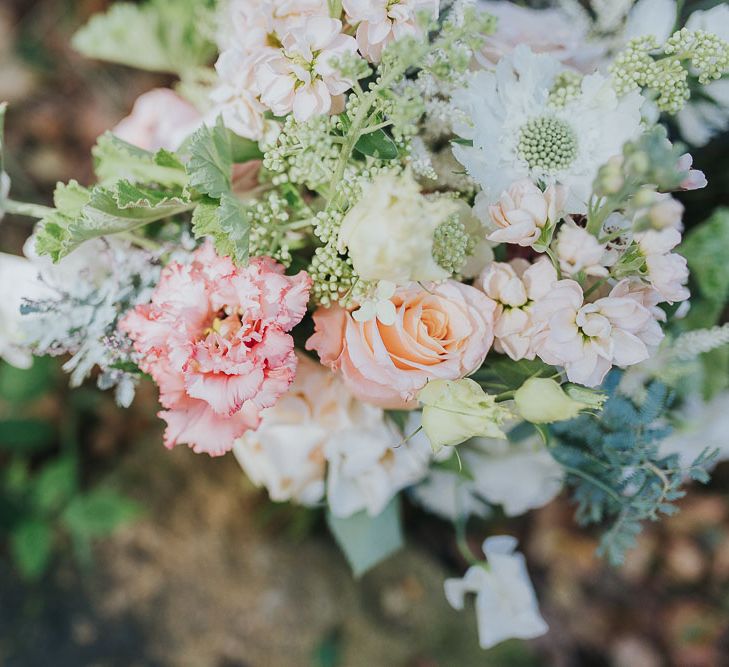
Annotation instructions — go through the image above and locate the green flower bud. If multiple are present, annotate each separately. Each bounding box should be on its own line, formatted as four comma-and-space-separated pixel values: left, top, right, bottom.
418, 379, 511, 452
514, 378, 589, 424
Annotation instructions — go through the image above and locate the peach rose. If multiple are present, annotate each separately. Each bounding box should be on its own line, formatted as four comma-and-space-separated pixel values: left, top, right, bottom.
306, 281, 496, 408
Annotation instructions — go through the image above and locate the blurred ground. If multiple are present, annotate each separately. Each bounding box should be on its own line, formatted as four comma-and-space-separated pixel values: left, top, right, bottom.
1, 2, 729, 666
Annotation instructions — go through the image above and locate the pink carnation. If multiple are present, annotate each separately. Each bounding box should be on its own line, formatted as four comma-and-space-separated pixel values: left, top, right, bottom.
306, 281, 495, 408
120, 243, 311, 456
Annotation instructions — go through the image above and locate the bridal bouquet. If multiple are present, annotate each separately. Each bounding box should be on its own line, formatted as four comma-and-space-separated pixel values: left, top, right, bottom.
2, 0, 729, 650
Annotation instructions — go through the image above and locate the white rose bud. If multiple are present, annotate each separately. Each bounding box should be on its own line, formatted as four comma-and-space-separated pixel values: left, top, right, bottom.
418, 378, 511, 452
337, 170, 455, 284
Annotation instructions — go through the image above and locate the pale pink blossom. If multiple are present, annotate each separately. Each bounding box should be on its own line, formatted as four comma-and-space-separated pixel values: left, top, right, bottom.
486, 181, 565, 247
677, 153, 708, 191
476, 258, 557, 361
556, 224, 609, 278
477, 1, 604, 73
255, 17, 359, 122
120, 243, 311, 456
343, 0, 439, 62
636, 229, 690, 304
113, 89, 201, 151
533, 280, 657, 387
219, 0, 329, 52
647, 193, 684, 230
210, 49, 270, 140
306, 281, 496, 408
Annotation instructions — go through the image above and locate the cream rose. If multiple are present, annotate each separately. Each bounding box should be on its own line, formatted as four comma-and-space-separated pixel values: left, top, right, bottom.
306, 281, 496, 408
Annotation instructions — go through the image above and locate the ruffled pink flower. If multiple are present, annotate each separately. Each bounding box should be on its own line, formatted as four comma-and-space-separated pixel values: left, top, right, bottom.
306, 281, 495, 408
113, 89, 202, 151
556, 224, 609, 278
120, 243, 311, 456
343, 0, 439, 62
256, 16, 359, 121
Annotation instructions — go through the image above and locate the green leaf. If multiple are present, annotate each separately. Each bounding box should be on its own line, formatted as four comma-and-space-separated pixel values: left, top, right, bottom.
471, 357, 557, 394
10, 519, 53, 580
187, 118, 234, 198
53, 179, 91, 214
229, 134, 265, 163
326, 498, 403, 578
0, 356, 55, 403
62, 490, 141, 539
0, 419, 55, 454
72, 0, 216, 75
31, 457, 78, 515
681, 208, 729, 307
354, 129, 399, 160
191, 194, 250, 265
35, 182, 192, 262
92, 133, 188, 187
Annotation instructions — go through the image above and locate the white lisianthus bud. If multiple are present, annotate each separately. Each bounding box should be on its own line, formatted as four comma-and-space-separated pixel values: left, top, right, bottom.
337, 170, 456, 284
514, 377, 589, 424
418, 378, 511, 452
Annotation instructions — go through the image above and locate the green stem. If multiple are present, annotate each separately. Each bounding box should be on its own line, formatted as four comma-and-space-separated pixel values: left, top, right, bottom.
454, 518, 481, 567
4, 199, 54, 218
117, 232, 161, 252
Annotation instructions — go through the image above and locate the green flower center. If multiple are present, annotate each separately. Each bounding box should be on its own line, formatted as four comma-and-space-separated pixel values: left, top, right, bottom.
518, 116, 578, 173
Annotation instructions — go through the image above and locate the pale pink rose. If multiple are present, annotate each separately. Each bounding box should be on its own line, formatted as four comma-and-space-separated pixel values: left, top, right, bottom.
476, 258, 557, 361
113, 89, 202, 151
477, 1, 604, 73
210, 49, 270, 140
120, 243, 311, 456
343, 0, 439, 62
533, 280, 655, 387
556, 224, 609, 278
677, 153, 707, 191
255, 16, 359, 122
306, 281, 496, 408
636, 229, 690, 304
486, 181, 565, 247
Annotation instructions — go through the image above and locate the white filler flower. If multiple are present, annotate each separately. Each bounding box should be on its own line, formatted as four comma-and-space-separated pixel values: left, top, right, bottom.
451, 45, 644, 214
445, 535, 548, 649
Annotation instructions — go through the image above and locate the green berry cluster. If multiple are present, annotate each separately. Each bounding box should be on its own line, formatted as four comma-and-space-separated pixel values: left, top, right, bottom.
518, 116, 578, 173
432, 212, 473, 275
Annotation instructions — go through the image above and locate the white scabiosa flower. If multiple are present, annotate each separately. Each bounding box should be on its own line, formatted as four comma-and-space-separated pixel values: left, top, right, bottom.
451, 45, 644, 214
445, 535, 548, 649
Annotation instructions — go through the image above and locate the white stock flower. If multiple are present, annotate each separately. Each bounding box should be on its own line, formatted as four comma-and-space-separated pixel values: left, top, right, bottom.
413, 429, 563, 519
556, 224, 609, 278
337, 170, 454, 283
476, 258, 558, 361
343, 0, 439, 62
534, 279, 658, 387
256, 17, 359, 122
234, 356, 431, 516
636, 229, 690, 304
484, 180, 565, 247
0, 252, 52, 369
452, 46, 644, 214
444, 535, 548, 649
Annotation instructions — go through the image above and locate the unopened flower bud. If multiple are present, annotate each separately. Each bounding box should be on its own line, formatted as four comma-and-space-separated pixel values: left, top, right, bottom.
418, 379, 511, 452
514, 378, 589, 424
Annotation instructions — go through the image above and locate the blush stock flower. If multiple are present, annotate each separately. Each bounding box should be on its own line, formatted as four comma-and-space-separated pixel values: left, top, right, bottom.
343, 0, 439, 62
476, 258, 557, 361
121, 243, 311, 456
532, 278, 662, 387
306, 280, 496, 408
636, 228, 690, 304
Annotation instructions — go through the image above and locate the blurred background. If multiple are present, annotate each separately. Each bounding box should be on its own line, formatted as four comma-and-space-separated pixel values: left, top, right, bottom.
1, 1, 729, 665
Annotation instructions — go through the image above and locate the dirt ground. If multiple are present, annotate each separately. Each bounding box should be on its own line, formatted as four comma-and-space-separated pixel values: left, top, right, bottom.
2, 2, 729, 666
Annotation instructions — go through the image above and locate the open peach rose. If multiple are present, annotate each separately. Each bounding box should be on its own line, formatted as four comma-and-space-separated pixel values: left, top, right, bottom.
306, 281, 496, 408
